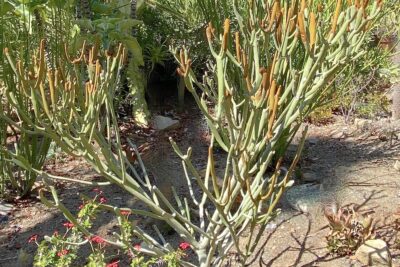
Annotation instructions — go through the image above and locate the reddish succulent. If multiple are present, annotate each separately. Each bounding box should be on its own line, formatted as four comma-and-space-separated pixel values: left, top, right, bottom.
63, 222, 74, 229
179, 242, 190, 250
133, 244, 141, 251
91, 235, 106, 244
57, 249, 69, 257
28, 234, 38, 243
120, 210, 131, 216
106, 261, 119, 267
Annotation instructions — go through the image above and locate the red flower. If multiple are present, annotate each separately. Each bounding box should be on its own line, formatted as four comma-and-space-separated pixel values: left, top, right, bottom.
106, 261, 119, 267
57, 249, 69, 257
133, 244, 141, 251
120, 210, 131, 216
93, 188, 103, 194
179, 242, 190, 250
28, 234, 38, 243
63, 222, 74, 229
91, 235, 106, 244
99, 197, 107, 204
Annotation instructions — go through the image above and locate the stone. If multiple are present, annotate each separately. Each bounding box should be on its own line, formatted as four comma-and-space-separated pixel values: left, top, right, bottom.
308, 138, 318, 145
394, 160, 400, 171
152, 115, 180, 131
331, 131, 345, 139
355, 239, 392, 267
284, 183, 323, 213
0, 201, 13, 216
301, 171, 320, 183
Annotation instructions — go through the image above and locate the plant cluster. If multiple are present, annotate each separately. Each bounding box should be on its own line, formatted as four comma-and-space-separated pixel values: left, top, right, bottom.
32, 189, 188, 266
324, 204, 374, 256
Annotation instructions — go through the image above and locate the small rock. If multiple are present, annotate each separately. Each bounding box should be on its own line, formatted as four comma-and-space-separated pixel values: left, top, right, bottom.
331, 131, 345, 139
308, 138, 318, 145
265, 223, 277, 231
394, 161, 400, 171
152, 115, 180, 131
285, 184, 323, 213
355, 239, 392, 267
301, 171, 320, 183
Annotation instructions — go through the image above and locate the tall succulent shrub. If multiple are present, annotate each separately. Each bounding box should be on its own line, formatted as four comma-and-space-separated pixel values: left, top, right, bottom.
173, 0, 383, 264
0, 47, 52, 198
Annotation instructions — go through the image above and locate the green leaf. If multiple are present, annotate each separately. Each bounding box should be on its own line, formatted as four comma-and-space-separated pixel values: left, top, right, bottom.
75, 19, 94, 31
115, 0, 131, 16
48, 0, 66, 8
116, 19, 143, 32
11, 156, 32, 171
0, 2, 15, 16
19, 0, 48, 9
95, 22, 114, 32
91, 2, 110, 14
121, 36, 144, 66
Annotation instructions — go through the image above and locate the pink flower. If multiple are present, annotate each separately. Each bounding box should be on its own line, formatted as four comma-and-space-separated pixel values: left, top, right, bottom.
28, 234, 38, 243
91, 235, 106, 244
179, 242, 190, 250
120, 210, 131, 216
93, 188, 103, 194
57, 249, 69, 257
106, 261, 119, 267
63, 222, 74, 229
133, 244, 141, 251
99, 197, 107, 204
53, 230, 59, 237
78, 204, 85, 210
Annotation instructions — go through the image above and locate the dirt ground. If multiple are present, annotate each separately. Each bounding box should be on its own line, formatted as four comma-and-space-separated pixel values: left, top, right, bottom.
243, 117, 400, 267
0, 98, 399, 267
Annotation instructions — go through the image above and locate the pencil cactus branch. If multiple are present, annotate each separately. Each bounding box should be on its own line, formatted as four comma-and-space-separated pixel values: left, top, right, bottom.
172, 0, 382, 265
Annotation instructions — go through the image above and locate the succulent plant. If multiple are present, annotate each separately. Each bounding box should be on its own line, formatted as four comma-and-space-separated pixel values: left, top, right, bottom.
324, 203, 374, 255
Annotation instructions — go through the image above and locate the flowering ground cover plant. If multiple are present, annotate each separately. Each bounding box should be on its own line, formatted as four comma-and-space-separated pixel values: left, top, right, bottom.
33, 189, 189, 266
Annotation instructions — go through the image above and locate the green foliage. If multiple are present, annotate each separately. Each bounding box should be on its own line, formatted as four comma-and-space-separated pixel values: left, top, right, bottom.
309, 0, 400, 123
33, 191, 187, 266
34, 232, 78, 267
0, 49, 51, 198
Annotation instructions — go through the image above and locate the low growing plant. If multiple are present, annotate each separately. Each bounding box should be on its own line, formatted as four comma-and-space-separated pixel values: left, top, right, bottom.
324, 203, 374, 256
33, 190, 188, 266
